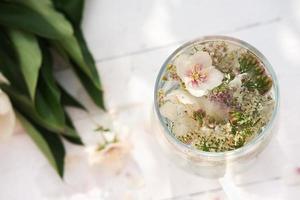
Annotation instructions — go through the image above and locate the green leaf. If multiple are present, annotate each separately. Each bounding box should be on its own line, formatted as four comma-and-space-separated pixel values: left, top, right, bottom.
73, 63, 106, 110
0, 1, 73, 39
52, 0, 84, 26
8, 29, 42, 100
35, 89, 65, 129
58, 84, 86, 110
35, 45, 65, 129
0, 31, 28, 94
59, 34, 101, 89
1, 84, 64, 132
0, 84, 80, 141
45, 0, 105, 110
74, 29, 105, 109
74, 29, 101, 88
62, 112, 83, 145
17, 111, 65, 177
52, 29, 105, 110
50, 41, 70, 61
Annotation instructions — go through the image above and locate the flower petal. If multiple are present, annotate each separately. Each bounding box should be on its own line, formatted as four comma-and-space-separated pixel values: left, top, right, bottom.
175, 51, 212, 80
189, 51, 212, 69
201, 66, 224, 90
183, 65, 223, 97
183, 82, 208, 97
165, 89, 199, 105
174, 53, 190, 79
88, 141, 131, 172
173, 116, 198, 137
0, 90, 15, 139
159, 101, 187, 121
0, 72, 9, 84
229, 73, 246, 88
197, 96, 229, 120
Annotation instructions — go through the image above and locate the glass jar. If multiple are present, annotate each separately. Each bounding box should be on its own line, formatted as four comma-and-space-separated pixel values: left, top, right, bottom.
153, 35, 279, 178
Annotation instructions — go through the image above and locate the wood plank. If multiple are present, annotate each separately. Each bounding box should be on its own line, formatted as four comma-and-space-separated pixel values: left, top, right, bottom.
82, 0, 289, 61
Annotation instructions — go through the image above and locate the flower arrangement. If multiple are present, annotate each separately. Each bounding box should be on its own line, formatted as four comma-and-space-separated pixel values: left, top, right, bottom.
0, 0, 105, 177
157, 40, 275, 152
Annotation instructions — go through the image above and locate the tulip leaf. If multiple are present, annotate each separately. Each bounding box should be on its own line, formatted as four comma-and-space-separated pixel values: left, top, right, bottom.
0, 84, 80, 141
12, 0, 73, 38
73, 62, 105, 110
0, 30, 28, 94
55, 29, 105, 110
59, 35, 101, 89
58, 84, 86, 110
62, 112, 84, 145
0, 0, 104, 179
8, 29, 42, 100
17, 112, 65, 177
1, 84, 63, 132
0, 1, 73, 39
35, 45, 65, 128
47, 0, 105, 110
52, 0, 84, 26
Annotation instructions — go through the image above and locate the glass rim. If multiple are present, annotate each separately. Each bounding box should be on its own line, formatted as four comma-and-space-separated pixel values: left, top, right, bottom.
154, 35, 280, 158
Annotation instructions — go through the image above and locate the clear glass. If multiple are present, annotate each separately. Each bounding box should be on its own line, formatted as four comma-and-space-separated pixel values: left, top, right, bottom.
153, 35, 279, 178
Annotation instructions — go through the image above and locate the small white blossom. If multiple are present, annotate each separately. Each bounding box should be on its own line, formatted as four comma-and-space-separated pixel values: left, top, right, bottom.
197, 97, 229, 120
159, 101, 188, 122
0, 90, 15, 140
172, 116, 199, 137
175, 51, 223, 97
165, 89, 199, 105
160, 90, 200, 137
0, 72, 9, 84
88, 139, 132, 172
228, 73, 246, 89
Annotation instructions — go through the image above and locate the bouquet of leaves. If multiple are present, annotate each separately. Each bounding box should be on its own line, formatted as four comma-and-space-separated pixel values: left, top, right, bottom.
0, 0, 105, 177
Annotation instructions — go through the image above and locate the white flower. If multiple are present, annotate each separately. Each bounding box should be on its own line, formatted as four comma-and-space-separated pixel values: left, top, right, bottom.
175, 51, 223, 97
0, 73, 9, 84
159, 101, 188, 122
160, 101, 199, 137
0, 89, 15, 140
160, 90, 229, 126
228, 73, 245, 88
197, 96, 229, 120
172, 116, 199, 137
165, 89, 199, 105
159, 90, 197, 122
87, 140, 132, 172
159, 91, 199, 137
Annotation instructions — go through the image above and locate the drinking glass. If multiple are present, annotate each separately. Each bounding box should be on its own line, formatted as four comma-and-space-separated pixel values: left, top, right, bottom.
152, 35, 279, 178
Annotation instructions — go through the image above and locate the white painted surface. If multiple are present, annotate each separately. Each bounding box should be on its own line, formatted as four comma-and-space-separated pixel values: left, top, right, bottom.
1, 0, 300, 199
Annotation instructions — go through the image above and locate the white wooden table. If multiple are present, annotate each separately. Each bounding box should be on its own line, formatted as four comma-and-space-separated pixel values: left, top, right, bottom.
1, 0, 300, 199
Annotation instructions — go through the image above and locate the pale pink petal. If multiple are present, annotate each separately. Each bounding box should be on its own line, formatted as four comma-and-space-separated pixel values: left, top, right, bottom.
201, 66, 224, 90
0, 91, 15, 139
229, 73, 246, 88
197, 96, 229, 120
183, 81, 207, 97
159, 101, 186, 121
183, 66, 222, 97
175, 51, 212, 80
166, 89, 199, 105
88, 141, 131, 172
174, 54, 191, 79
189, 51, 212, 69
173, 117, 198, 137
173, 51, 222, 97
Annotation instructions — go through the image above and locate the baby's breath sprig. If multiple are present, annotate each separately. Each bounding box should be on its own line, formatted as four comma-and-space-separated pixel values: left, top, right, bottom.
94, 125, 110, 132
193, 109, 206, 126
